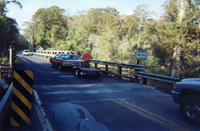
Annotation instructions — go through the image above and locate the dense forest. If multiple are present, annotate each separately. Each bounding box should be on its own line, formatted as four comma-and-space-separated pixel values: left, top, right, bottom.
0, 0, 29, 57
1, 0, 200, 77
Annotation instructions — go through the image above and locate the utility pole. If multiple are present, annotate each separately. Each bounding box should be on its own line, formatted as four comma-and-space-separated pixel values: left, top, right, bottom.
137, 18, 143, 64
138, 18, 143, 49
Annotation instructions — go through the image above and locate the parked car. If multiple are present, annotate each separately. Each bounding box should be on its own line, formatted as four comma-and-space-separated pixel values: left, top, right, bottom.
50, 54, 82, 70
22, 49, 30, 56
172, 78, 200, 126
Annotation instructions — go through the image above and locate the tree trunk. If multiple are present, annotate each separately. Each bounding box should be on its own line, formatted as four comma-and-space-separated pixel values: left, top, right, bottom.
171, 47, 181, 78
171, 0, 187, 78
179, 0, 186, 22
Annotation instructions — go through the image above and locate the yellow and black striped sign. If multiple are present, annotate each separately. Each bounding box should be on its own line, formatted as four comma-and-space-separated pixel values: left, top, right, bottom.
10, 70, 33, 127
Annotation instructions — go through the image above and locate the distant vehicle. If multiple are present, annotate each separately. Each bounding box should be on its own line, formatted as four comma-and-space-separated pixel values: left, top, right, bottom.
50, 54, 82, 70
172, 78, 200, 126
22, 49, 30, 56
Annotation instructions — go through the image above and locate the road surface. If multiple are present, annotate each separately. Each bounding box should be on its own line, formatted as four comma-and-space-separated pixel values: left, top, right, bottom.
3, 55, 199, 131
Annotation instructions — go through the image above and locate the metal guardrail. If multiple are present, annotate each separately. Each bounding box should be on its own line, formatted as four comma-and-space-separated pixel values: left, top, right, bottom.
33, 51, 181, 84
90, 59, 145, 79
136, 72, 181, 84
0, 82, 13, 126
32, 52, 145, 80
36, 50, 73, 55
32, 52, 55, 58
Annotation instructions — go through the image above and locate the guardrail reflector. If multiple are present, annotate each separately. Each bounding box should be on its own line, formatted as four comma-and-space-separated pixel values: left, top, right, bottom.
10, 70, 33, 127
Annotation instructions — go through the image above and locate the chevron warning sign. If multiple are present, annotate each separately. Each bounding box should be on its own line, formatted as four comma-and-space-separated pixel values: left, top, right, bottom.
10, 70, 33, 127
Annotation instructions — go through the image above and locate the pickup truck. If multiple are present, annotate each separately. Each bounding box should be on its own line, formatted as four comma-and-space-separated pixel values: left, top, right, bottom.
172, 78, 200, 126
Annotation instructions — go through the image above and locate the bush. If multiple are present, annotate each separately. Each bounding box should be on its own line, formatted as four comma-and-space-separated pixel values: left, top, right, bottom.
0, 57, 9, 64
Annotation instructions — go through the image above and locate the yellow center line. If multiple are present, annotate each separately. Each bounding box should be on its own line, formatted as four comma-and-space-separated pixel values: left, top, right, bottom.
113, 100, 193, 131
13, 71, 33, 95
119, 100, 188, 130
113, 100, 179, 130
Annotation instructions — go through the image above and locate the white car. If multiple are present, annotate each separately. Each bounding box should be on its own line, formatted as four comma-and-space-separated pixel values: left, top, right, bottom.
22, 49, 30, 56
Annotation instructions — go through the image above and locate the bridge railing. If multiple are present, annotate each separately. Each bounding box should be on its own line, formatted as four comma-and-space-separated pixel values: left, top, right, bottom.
32, 51, 145, 80
33, 52, 55, 58
136, 72, 181, 84
90, 59, 145, 80
32, 51, 181, 84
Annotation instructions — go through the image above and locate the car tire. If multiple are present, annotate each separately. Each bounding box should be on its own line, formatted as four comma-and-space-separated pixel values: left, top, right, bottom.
58, 64, 63, 70
96, 73, 100, 77
75, 69, 80, 76
181, 95, 200, 126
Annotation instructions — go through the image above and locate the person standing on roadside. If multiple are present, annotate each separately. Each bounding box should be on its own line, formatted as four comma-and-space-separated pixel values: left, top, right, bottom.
82, 49, 92, 67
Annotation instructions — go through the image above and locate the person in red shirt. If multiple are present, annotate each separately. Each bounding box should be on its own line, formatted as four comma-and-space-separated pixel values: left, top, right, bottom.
82, 49, 92, 67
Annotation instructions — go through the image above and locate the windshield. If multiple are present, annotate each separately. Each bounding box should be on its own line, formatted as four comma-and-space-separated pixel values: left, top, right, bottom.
24, 50, 30, 52
61, 55, 79, 60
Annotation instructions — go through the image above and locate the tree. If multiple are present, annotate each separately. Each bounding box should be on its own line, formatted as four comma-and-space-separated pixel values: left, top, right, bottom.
153, 0, 200, 77
23, 6, 68, 49
23, 21, 36, 50
0, 13, 28, 57
133, 5, 151, 49
0, 0, 22, 14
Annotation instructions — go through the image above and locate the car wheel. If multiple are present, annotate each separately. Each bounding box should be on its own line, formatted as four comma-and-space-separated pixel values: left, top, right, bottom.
75, 69, 80, 76
96, 73, 100, 77
51, 63, 54, 68
181, 95, 200, 126
58, 64, 62, 70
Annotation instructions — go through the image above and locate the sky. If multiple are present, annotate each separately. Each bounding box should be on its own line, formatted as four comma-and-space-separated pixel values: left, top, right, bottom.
6, 0, 166, 33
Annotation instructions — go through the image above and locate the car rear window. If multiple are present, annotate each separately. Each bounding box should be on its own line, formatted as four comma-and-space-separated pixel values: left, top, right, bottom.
24, 50, 30, 52
61, 55, 79, 60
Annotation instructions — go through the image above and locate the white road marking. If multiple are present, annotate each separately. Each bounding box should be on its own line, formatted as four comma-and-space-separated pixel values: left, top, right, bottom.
69, 98, 130, 103
52, 72, 61, 74
34, 84, 98, 88
41, 89, 125, 95
58, 75, 75, 78
33, 90, 53, 131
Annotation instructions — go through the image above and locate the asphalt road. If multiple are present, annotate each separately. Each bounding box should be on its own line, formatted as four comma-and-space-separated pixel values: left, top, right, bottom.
6, 55, 200, 131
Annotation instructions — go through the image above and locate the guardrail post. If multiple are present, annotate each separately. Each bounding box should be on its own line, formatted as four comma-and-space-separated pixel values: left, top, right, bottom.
118, 66, 122, 78
105, 65, 108, 74
143, 78, 147, 85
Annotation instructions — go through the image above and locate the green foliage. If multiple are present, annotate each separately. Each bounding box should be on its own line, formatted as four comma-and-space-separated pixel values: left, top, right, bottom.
0, 0, 22, 14
23, 6, 68, 49
142, 55, 160, 66
0, 13, 28, 57
0, 57, 8, 64
0, 1, 28, 57
149, 0, 200, 77
23, 3, 200, 78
